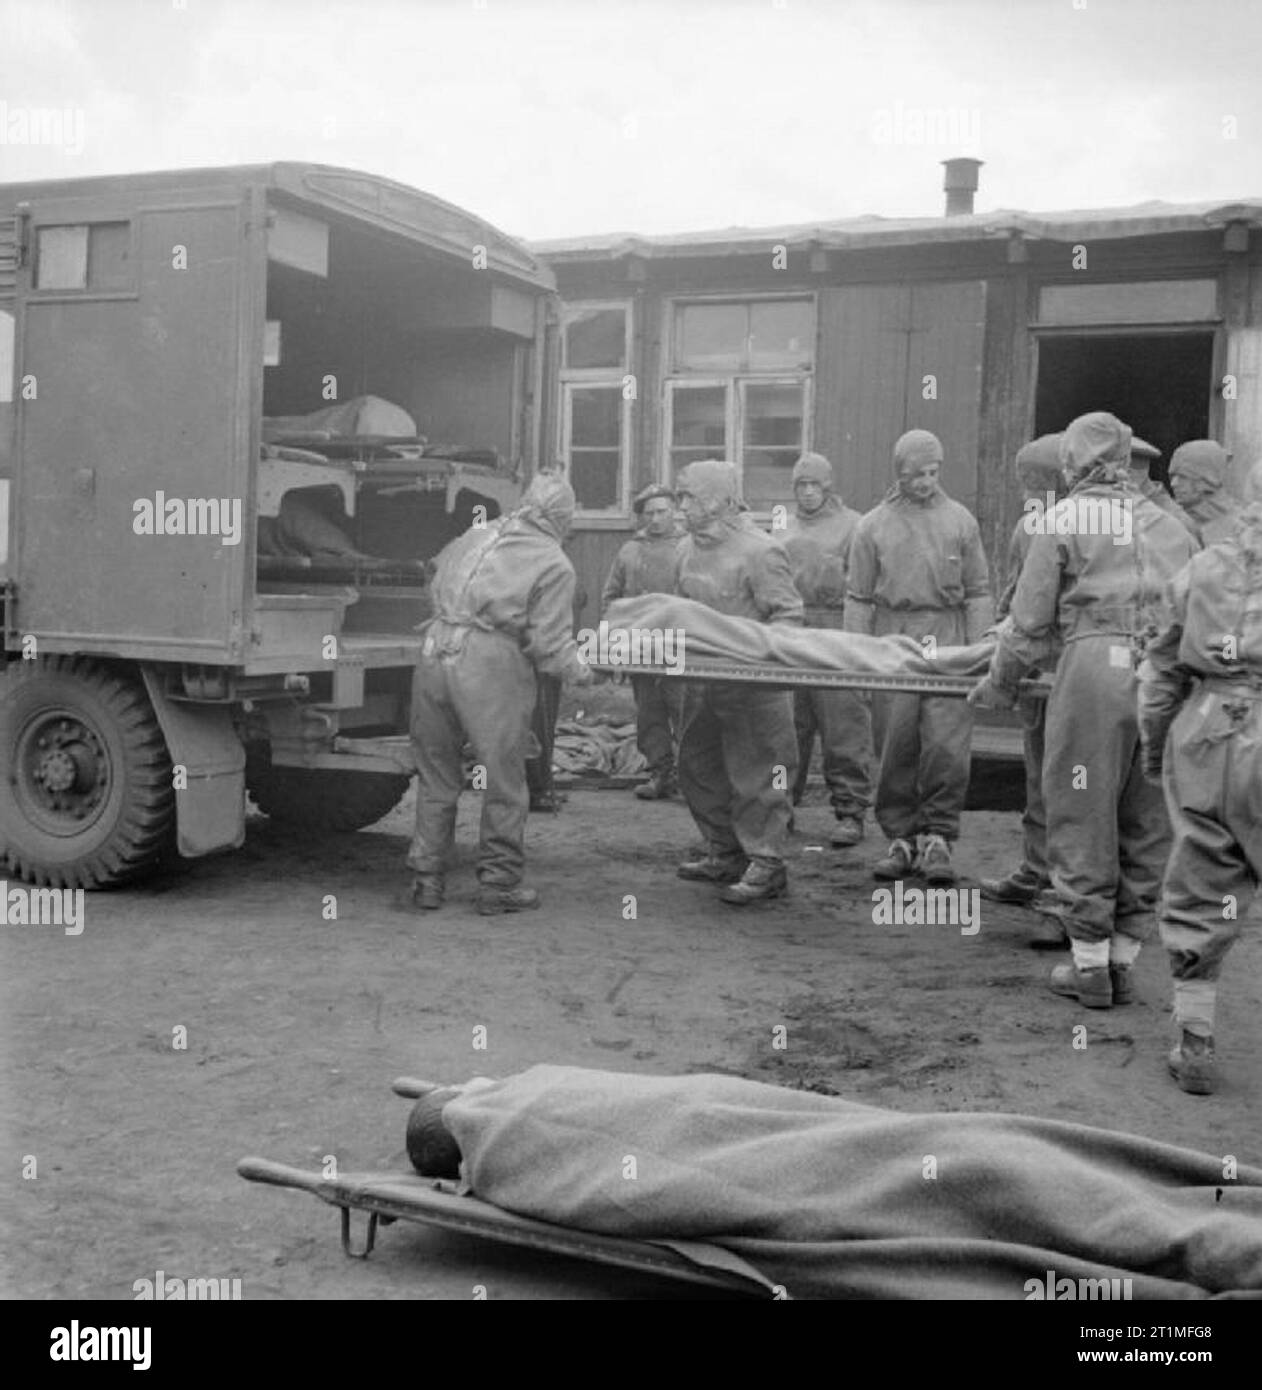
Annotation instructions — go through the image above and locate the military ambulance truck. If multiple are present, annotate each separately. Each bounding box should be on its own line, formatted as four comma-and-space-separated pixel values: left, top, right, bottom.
0, 163, 557, 887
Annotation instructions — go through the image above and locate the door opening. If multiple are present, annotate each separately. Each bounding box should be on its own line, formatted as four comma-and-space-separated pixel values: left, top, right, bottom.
1033, 332, 1214, 487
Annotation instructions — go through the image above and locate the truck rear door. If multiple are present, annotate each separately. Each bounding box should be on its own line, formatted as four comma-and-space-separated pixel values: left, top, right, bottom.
12, 192, 254, 663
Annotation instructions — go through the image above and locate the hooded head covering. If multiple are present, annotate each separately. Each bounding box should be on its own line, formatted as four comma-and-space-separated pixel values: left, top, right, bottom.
1059, 411, 1132, 489
1170, 440, 1230, 489
1015, 434, 1063, 496
676, 459, 741, 538
514, 470, 576, 543
792, 452, 834, 489
1129, 437, 1161, 473
632, 482, 676, 515
891, 430, 944, 501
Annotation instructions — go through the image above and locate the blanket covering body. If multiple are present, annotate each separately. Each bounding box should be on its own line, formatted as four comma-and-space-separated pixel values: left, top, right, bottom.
442, 1065, 1262, 1299
604, 594, 994, 679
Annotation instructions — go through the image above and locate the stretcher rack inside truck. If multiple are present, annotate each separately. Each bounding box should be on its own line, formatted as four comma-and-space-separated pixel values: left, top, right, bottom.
0, 163, 556, 887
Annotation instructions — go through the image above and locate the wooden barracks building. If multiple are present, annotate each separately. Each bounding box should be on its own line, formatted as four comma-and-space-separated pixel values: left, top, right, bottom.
533, 161, 1262, 630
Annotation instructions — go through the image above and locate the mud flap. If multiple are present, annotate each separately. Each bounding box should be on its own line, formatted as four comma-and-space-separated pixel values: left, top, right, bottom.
141, 669, 246, 857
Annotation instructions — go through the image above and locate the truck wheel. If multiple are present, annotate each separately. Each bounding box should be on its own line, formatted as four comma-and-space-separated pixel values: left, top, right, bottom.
0, 656, 176, 888
247, 764, 410, 833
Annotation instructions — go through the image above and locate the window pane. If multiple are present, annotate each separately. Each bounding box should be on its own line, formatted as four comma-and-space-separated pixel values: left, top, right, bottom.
87, 222, 131, 291
749, 300, 813, 368
0, 308, 13, 405
566, 307, 626, 370
37, 225, 88, 290
671, 385, 726, 452
676, 303, 745, 371
571, 450, 621, 510
742, 383, 804, 510
570, 387, 621, 447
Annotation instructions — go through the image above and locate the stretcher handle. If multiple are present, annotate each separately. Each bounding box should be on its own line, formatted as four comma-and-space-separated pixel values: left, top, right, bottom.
391, 1076, 447, 1099
237, 1156, 330, 1196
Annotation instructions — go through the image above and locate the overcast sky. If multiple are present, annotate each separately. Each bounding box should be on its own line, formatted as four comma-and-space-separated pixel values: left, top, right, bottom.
1, 0, 1259, 241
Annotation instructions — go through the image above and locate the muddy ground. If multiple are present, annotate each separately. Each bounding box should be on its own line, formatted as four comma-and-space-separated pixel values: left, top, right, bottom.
2, 732, 1260, 1301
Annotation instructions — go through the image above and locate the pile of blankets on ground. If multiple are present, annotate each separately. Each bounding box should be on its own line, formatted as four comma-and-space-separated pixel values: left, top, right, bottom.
439, 1065, 1262, 1299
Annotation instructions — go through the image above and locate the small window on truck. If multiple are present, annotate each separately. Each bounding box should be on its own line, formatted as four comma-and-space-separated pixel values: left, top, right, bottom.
35, 222, 132, 292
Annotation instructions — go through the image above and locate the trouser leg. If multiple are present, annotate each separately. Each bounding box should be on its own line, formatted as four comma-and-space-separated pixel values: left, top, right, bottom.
677, 685, 741, 858
631, 675, 675, 774
815, 688, 873, 818
1019, 694, 1049, 880
407, 657, 464, 876
449, 634, 536, 887
525, 672, 562, 797
1042, 641, 1131, 944
710, 685, 797, 865
917, 694, 973, 841
1113, 737, 1171, 945
792, 691, 816, 804
871, 691, 922, 842
1159, 700, 1262, 1035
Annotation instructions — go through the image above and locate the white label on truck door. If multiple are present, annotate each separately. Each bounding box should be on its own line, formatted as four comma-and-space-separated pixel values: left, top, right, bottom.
0, 479, 9, 569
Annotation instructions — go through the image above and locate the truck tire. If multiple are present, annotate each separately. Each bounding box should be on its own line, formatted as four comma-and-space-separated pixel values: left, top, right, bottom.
247, 764, 410, 833
0, 656, 176, 888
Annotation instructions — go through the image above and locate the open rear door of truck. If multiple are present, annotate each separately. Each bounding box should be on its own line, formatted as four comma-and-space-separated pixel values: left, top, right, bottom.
12, 191, 255, 664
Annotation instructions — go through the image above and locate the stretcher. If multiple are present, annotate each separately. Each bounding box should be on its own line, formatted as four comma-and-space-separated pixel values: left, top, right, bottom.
237, 1077, 771, 1297
591, 658, 1052, 699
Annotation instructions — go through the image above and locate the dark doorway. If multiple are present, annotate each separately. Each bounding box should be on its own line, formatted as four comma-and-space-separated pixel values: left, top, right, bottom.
1034, 332, 1214, 486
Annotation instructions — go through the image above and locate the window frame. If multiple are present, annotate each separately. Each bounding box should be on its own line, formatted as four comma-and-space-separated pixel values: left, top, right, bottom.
558, 298, 634, 523
662, 292, 816, 518
29, 218, 138, 301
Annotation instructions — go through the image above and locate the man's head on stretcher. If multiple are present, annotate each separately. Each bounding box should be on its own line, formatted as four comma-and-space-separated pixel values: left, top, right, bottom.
406, 1090, 464, 1178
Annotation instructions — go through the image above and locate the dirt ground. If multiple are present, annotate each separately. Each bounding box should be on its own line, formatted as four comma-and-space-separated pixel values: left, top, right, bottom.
3, 751, 1260, 1301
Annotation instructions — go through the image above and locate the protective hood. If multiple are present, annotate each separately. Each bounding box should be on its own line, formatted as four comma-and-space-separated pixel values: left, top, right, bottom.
1015, 434, 1063, 496
1129, 437, 1161, 473
511, 471, 576, 543
1170, 440, 1230, 488
792, 452, 834, 489
1060, 412, 1133, 490
677, 459, 742, 541
889, 429, 944, 503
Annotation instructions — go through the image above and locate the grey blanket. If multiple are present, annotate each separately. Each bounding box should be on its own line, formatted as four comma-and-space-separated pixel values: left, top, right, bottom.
442, 1066, 1262, 1299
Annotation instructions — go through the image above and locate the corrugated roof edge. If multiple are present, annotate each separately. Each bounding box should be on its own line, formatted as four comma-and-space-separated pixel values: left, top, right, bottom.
529, 199, 1262, 260
0, 161, 555, 292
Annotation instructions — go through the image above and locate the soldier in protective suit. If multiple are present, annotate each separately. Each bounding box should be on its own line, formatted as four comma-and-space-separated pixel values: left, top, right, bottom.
408, 473, 590, 915
1137, 459, 1262, 1094
1168, 439, 1237, 546
671, 460, 803, 905
779, 451, 872, 847
971, 412, 1198, 1008
601, 482, 684, 800
845, 430, 993, 886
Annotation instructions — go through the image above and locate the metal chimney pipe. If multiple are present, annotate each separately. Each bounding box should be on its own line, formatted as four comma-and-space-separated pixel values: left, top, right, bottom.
942, 157, 983, 216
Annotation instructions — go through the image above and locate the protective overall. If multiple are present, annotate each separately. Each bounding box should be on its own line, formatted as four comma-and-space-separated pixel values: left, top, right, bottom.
780, 452, 872, 821
1169, 440, 1237, 546
409, 474, 582, 891
602, 483, 684, 791
845, 431, 992, 847
984, 413, 1199, 994
1138, 459, 1262, 1066
672, 461, 802, 876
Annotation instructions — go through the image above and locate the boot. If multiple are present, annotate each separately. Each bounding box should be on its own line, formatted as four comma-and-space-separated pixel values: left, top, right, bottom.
979, 866, 1045, 904
1109, 964, 1135, 1006
830, 814, 864, 848
1049, 962, 1112, 1009
477, 885, 542, 916
917, 833, 957, 886
677, 851, 749, 884
410, 874, 444, 911
1027, 907, 1070, 950
529, 790, 567, 813
1168, 1031, 1216, 1095
719, 860, 788, 905
634, 769, 676, 801
873, 838, 916, 880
